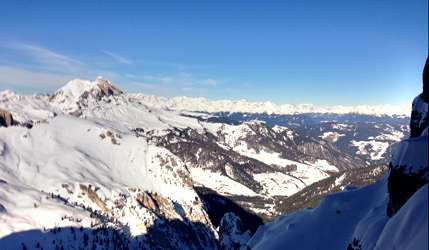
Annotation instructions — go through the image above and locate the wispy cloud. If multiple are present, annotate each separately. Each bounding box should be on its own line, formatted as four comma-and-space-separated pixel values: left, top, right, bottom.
0, 41, 221, 95
102, 50, 132, 65
138, 72, 222, 88
1, 42, 83, 69
0, 42, 121, 89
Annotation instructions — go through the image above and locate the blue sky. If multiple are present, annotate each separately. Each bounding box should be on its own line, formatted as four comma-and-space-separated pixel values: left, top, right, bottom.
0, 0, 427, 105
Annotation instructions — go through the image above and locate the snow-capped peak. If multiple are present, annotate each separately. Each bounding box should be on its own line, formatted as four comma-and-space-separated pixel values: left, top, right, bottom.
50, 77, 123, 113
55, 78, 97, 98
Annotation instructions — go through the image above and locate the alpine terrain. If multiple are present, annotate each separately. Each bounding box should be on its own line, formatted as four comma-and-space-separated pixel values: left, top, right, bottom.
0, 76, 425, 249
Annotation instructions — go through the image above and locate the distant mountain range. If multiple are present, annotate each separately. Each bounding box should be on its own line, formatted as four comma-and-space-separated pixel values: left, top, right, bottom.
129, 92, 411, 116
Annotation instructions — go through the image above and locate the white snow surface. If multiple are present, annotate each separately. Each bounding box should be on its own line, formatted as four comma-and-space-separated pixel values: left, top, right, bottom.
351, 140, 390, 160
375, 130, 404, 141
0, 115, 204, 237
249, 177, 428, 250
375, 184, 428, 250
390, 129, 429, 174
321, 131, 345, 143
190, 168, 258, 196
253, 173, 305, 197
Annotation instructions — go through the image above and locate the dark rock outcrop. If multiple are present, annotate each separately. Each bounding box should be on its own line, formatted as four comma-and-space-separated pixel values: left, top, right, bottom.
218, 212, 251, 250
387, 56, 429, 217
0, 203, 6, 213
195, 186, 263, 233
95, 76, 123, 97
0, 109, 13, 127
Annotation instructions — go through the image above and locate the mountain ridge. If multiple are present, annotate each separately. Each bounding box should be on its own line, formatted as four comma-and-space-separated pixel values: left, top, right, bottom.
1, 76, 411, 116
129, 93, 411, 116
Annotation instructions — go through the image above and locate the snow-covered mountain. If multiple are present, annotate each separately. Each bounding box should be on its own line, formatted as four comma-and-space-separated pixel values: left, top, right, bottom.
0, 76, 419, 249
248, 94, 428, 250
129, 93, 411, 116
0, 78, 220, 249
50, 76, 123, 114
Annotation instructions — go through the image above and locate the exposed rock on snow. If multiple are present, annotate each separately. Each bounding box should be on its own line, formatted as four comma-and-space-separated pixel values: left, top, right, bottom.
50, 76, 123, 114
387, 92, 428, 217
0, 109, 13, 127
351, 140, 389, 160
218, 212, 251, 250
95, 76, 123, 96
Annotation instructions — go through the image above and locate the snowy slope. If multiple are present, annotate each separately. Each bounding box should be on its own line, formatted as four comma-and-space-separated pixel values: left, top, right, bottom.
0, 116, 211, 238
0, 79, 222, 249
375, 184, 428, 250
249, 179, 428, 250
249, 176, 389, 250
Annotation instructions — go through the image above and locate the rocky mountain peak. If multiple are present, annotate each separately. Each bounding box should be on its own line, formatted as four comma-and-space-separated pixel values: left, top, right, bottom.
94, 76, 123, 96
0, 108, 14, 127
50, 77, 124, 113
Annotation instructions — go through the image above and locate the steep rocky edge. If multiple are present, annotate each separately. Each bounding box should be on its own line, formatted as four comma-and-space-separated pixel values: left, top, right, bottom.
0, 109, 14, 127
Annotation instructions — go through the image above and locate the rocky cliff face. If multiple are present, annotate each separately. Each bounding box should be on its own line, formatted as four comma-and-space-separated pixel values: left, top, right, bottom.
0, 109, 13, 127
386, 59, 428, 217
387, 91, 428, 217
94, 76, 123, 97
218, 212, 251, 250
